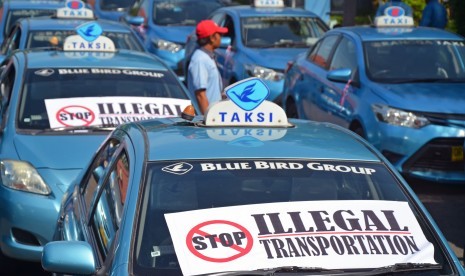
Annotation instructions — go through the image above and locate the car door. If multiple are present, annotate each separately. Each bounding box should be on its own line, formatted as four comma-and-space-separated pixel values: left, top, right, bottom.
321, 35, 359, 127
295, 34, 340, 121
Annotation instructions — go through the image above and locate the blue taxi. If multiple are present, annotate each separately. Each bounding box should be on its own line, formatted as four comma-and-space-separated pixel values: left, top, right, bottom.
282, 8, 465, 184
42, 78, 464, 275
0, 0, 65, 45
0, 1, 145, 62
121, 0, 228, 79
87, 0, 137, 21
184, 0, 328, 103
0, 25, 197, 267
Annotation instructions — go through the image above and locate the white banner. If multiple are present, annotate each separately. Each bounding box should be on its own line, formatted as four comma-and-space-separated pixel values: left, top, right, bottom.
45, 96, 190, 128
165, 200, 436, 276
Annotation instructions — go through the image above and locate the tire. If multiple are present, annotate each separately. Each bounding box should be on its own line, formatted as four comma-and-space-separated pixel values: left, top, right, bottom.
285, 99, 299, 119
352, 125, 366, 139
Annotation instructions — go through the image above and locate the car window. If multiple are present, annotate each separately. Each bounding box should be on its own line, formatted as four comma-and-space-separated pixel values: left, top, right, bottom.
82, 138, 121, 212
17, 67, 188, 130
330, 36, 357, 72
152, 0, 224, 26
309, 35, 339, 68
0, 62, 15, 127
133, 159, 457, 274
242, 16, 326, 48
26, 30, 144, 51
364, 39, 465, 82
1, 25, 20, 55
91, 150, 129, 258
99, 0, 136, 11
4, 9, 55, 37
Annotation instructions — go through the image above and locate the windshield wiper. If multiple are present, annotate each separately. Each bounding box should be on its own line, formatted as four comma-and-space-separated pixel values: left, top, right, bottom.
31, 125, 114, 135
262, 40, 308, 48
387, 78, 460, 84
201, 266, 345, 275
359, 263, 442, 275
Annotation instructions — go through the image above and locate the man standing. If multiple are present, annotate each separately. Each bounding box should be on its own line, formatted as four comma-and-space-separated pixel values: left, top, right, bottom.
420, 0, 448, 29
187, 20, 228, 115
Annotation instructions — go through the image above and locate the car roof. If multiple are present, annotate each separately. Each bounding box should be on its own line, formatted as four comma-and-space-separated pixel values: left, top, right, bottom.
332, 25, 464, 41
18, 17, 133, 33
17, 49, 170, 70
216, 5, 320, 18
125, 118, 381, 162
3, 0, 64, 9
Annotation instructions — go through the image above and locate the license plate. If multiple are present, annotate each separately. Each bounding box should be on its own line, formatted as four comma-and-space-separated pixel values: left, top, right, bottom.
451, 146, 464, 162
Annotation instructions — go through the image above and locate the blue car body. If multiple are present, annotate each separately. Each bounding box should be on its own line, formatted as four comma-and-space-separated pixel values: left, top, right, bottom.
0, 15, 146, 62
0, 35, 196, 263
41, 78, 464, 275
282, 19, 465, 184
0, 0, 65, 45
184, 3, 328, 103
123, 0, 228, 79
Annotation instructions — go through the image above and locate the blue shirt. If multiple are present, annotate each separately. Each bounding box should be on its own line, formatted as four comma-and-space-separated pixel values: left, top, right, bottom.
419, 0, 447, 29
187, 48, 222, 106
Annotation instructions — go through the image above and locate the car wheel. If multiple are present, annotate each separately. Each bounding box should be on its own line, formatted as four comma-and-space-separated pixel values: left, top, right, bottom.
285, 99, 299, 119
352, 125, 366, 139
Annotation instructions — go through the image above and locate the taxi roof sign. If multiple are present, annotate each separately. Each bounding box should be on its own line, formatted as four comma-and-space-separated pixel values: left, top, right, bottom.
374, 6, 414, 27
204, 78, 291, 127
253, 0, 284, 8
57, 0, 94, 19
63, 22, 116, 52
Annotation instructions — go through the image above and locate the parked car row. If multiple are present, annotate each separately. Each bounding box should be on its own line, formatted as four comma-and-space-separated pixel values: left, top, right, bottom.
0, 0, 464, 275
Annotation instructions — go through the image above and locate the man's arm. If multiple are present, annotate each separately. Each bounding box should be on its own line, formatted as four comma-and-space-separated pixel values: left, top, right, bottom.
195, 89, 209, 115
419, 5, 432, 27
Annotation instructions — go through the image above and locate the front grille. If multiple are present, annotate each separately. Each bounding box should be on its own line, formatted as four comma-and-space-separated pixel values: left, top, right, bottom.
402, 138, 465, 173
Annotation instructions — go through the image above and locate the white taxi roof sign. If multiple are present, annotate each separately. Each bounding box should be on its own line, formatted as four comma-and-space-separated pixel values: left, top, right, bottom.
253, 0, 284, 8
374, 6, 414, 27
57, 0, 94, 19
63, 22, 116, 52
204, 78, 291, 127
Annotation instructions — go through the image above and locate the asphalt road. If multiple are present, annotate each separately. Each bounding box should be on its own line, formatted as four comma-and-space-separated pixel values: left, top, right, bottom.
10, 178, 465, 275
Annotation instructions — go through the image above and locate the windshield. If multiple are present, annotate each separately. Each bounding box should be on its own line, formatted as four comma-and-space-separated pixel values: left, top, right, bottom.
133, 159, 453, 275
242, 16, 328, 48
364, 40, 465, 83
152, 0, 224, 26
99, 0, 135, 11
27, 30, 145, 51
5, 9, 56, 36
18, 68, 189, 131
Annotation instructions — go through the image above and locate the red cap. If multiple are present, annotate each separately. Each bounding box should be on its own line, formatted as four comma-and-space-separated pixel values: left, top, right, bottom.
196, 20, 228, 39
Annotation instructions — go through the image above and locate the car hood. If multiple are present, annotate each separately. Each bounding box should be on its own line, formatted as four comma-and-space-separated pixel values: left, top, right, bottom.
372, 82, 465, 114
14, 134, 106, 169
244, 48, 306, 69
154, 26, 194, 44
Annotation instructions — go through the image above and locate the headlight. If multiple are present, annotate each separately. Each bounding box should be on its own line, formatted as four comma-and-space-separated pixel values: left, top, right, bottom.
244, 64, 284, 81
372, 104, 429, 128
152, 38, 182, 53
0, 160, 51, 195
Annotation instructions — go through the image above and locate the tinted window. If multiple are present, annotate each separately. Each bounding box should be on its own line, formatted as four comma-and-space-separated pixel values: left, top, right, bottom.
18, 68, 188, 130
242, 16, 327, 48
91, 151, 129, 257
133, 159, 453, 274
152, 0, 224, 26
83, 139, 121, 211
309, 35, 339, 68
330, 37, 357, 72
27, 30, 144, 51
5, 9, 55, 36
364, 40, 465, 82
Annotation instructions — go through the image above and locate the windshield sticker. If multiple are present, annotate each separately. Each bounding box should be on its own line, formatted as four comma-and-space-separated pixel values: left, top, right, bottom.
165, 201, 436, 276
162, 162, 193, 175
44, 97, 190, 128
56, 68, 165, 78
34, 69, 55, 77
196, 161, 376, 175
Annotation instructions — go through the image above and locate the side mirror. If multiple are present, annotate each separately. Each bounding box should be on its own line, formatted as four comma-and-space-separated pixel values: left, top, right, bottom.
327, 68, 352, 83
220, 37, 231, 48
122, 15, 145, 26
42, 241, 96, 275
92, 166, 104, 182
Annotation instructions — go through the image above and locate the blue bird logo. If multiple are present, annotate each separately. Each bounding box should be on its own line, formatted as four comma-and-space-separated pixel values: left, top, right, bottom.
77, 22, 103, 42
230, 83, 260, 103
